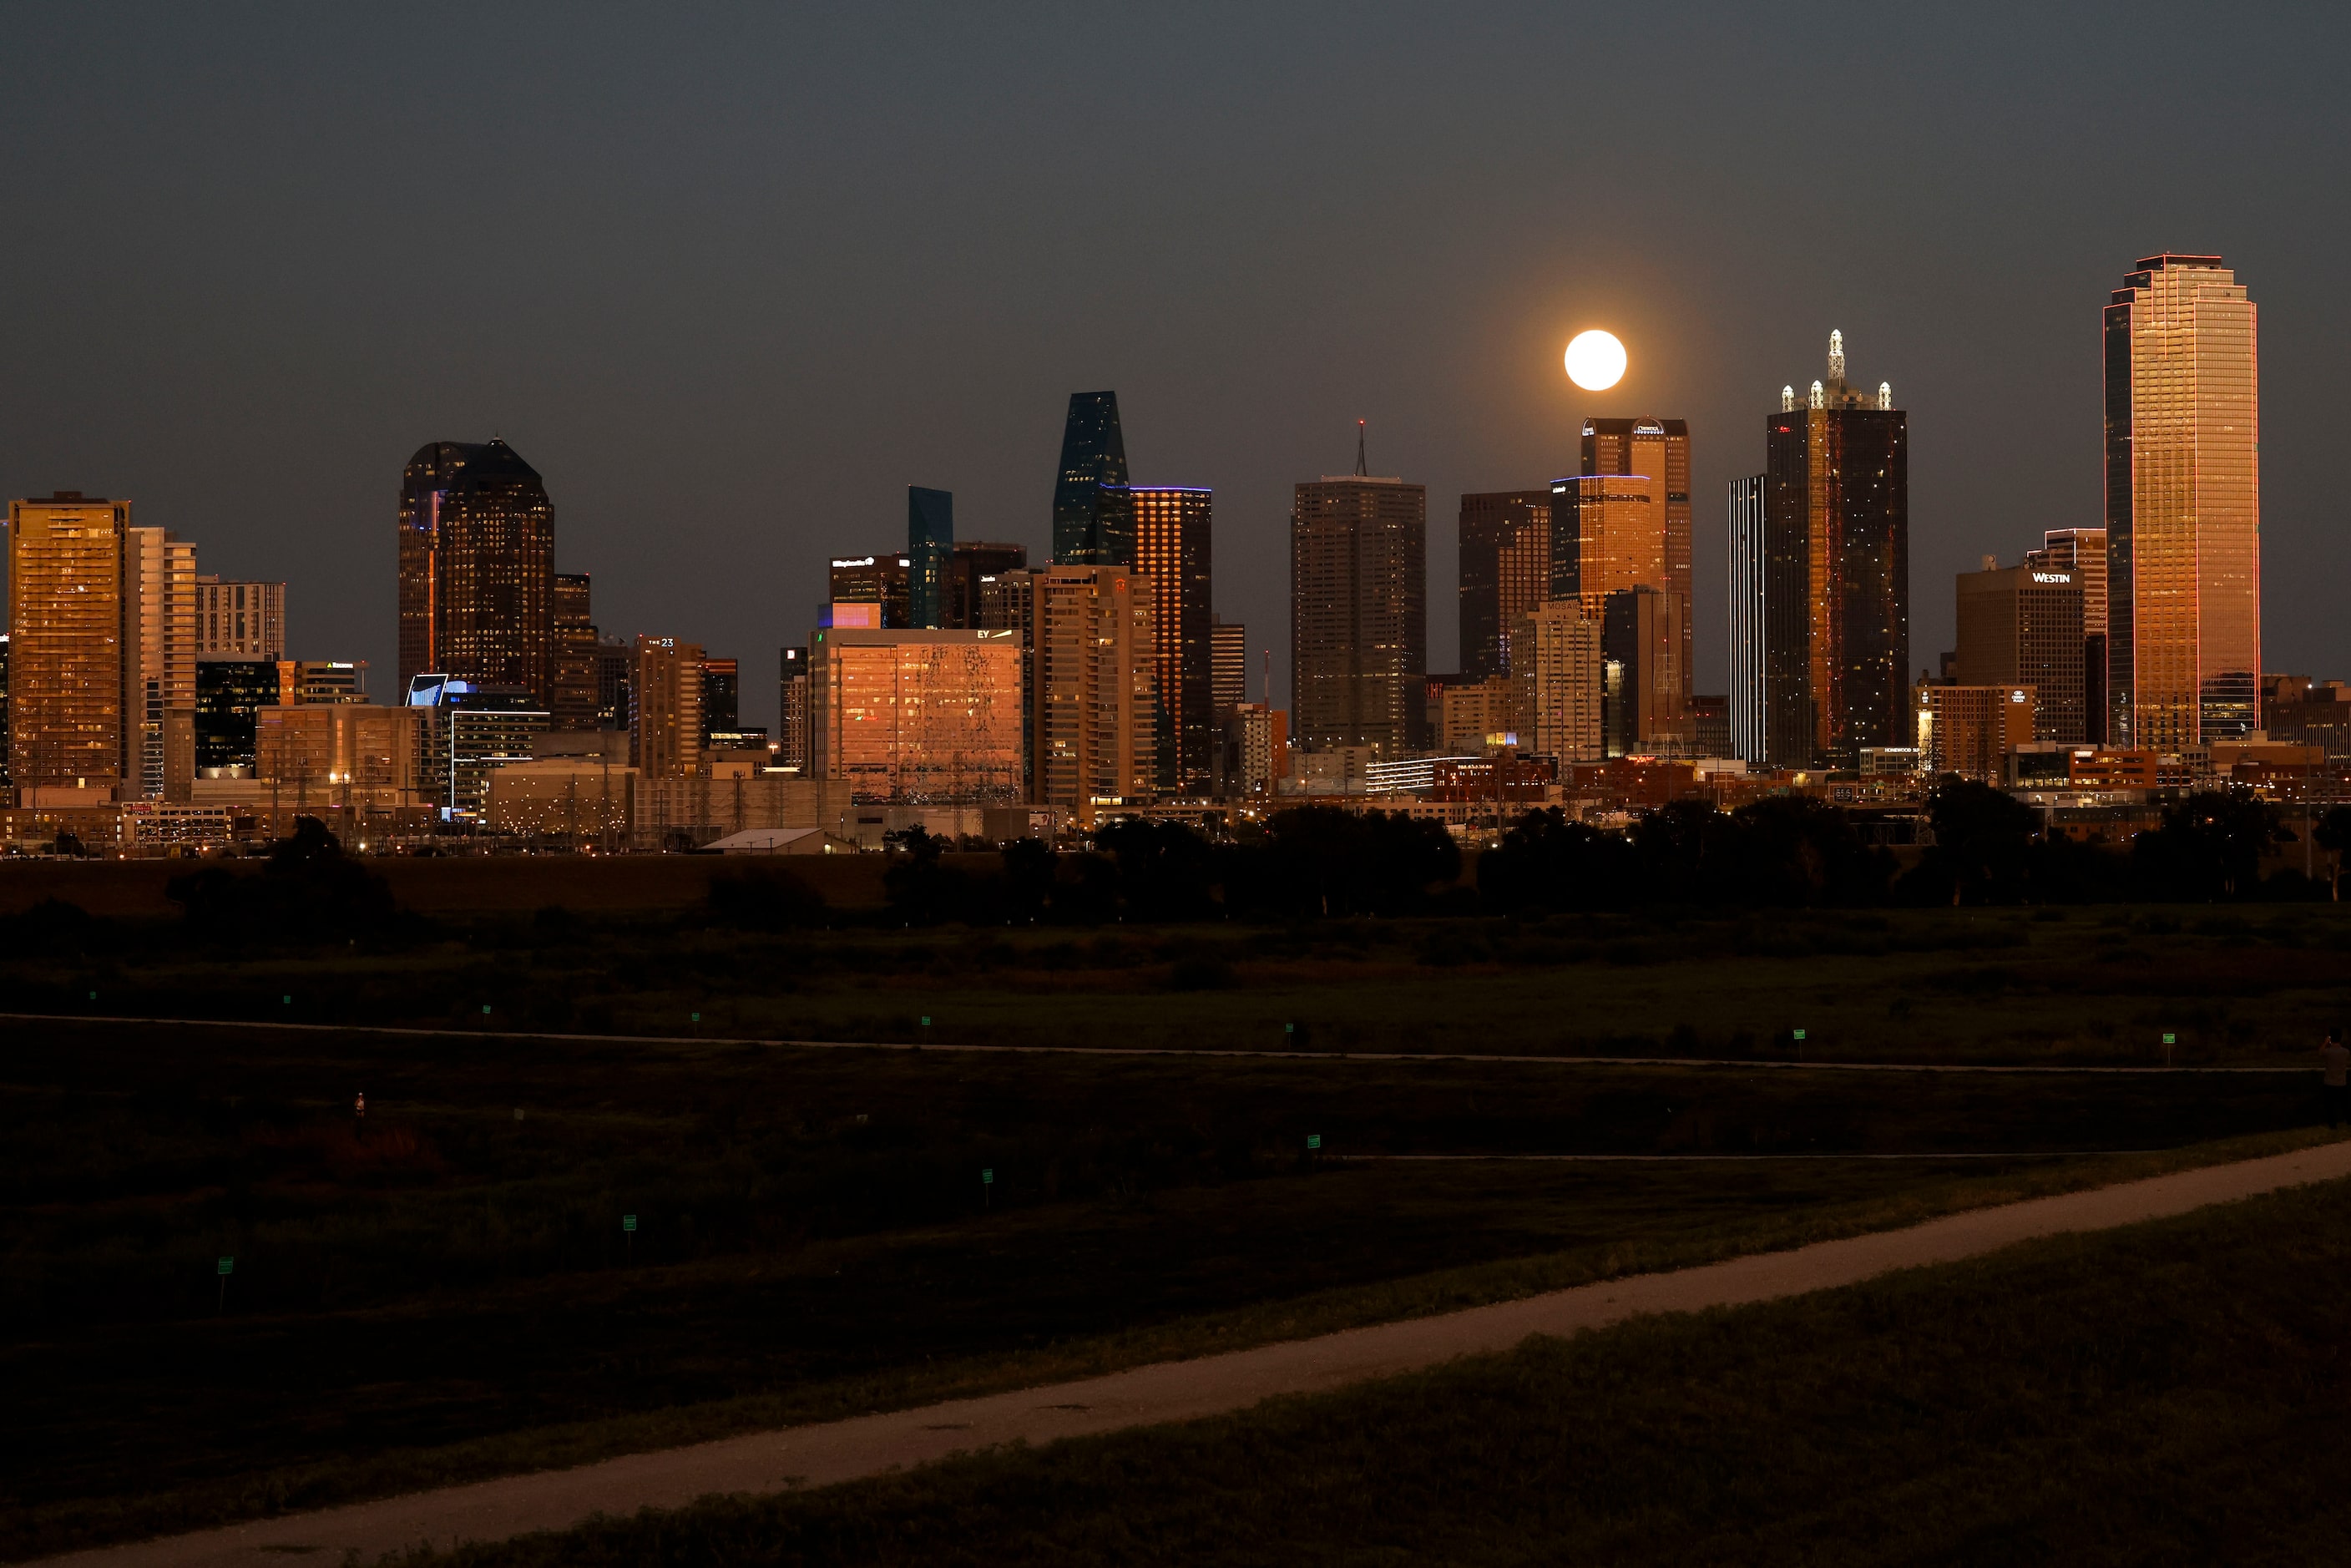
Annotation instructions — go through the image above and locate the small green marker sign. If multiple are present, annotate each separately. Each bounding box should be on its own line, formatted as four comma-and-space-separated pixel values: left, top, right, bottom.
921, 1015, 932, 1026
281, 994, 291, 1005
691, 1012, 700, 1023
217, 1257, 235, 1276
1284, 1023, 1295, 1034
481, 1004, 492, 1015
981, 1168, 994, 1185
2162, 1032, 2177, 1046
1307, 1134, 1322, 1151
1792, 1029, 1807, 1042
621, 1214, 637, 1233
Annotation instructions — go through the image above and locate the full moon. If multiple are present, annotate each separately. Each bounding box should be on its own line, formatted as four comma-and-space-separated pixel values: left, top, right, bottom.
1565, 329, 1627, 392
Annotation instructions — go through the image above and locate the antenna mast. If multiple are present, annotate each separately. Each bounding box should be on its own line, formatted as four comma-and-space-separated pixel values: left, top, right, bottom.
1353, 420, 1368, 478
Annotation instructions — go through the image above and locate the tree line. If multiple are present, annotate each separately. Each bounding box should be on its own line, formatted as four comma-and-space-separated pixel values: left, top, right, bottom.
862, 783, 2351, 927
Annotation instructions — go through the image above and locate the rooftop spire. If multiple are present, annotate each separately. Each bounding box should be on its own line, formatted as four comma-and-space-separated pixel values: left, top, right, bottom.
1828, 329, 1845, 384
1353, 419, 1368, 478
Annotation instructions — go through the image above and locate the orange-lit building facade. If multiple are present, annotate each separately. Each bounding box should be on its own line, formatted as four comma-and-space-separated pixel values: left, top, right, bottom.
1577, 418, 1691, 702
2104, 254, 2259, 750
1031, 566, 1156, 818
397, 440, 556, 706
1915, 682, 2035, 781
631, 635, 705, 780
1127, 486, 1214, 796
810, 627, 1024, 804
8, 492, 128, 796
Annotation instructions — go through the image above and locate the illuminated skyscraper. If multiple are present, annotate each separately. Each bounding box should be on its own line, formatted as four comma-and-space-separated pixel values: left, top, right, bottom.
2104, 254, 2259, 747
809, 627, 1024, 802
2025, 528, 2108, 742
829, 553, 910, 628
1514, 599, 1603, 764
1292, 460, 1428, 755
397, 440, 556, 706
1761, 333, 1909, 767
1127, 486, 1213, 794
631, 635, 705, 779
1576, 418, 1691, 704
1458, 489, 1551, 680
1029, 565, 1156, 820
777, 645, 809, 771
700, 657, 740, 743
195, 577, 286, 660
122, 525, 198, 800
1956, 560, 2086, 742
1602, 585, 1691, 757
551, 572, 599, 729
908, 487, 953, 629
8, 492, 127, 796
1052, 392, 1132, 565
947, 542, 1028, 629
1211, 617, 1248, 716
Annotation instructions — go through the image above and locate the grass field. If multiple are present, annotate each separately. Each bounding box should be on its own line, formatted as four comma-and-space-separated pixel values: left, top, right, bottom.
413, 1172, 2351, 1568
5, 902, 2350, 1063
2, 994, 2340, 1559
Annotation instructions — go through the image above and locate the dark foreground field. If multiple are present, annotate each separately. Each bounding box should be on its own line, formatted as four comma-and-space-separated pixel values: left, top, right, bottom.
2, 988, 2341, 1559
3, 901, 2349, 1064
419, 1173, 2351, 1568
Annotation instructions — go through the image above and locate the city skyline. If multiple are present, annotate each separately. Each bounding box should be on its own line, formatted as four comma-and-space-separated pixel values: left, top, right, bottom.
4, 10, 2343, 746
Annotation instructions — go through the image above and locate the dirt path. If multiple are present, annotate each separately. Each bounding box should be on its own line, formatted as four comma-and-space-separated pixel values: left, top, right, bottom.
0, 1012, 2306, 1074
40, 1140, 2351, 1568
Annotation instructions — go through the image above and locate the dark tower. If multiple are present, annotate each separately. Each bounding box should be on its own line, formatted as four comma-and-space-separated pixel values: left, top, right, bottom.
397, 440, 555, 705
908, 487, 953, 629
1760, 334, 1909, 768
1052, 392, 1131, 564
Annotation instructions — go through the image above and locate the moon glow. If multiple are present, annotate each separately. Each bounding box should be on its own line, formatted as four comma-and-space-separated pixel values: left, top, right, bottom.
1565, 329, 1627, 392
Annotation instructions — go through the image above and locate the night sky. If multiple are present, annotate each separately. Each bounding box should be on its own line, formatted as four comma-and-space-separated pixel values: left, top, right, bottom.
3, 6, 2343, 735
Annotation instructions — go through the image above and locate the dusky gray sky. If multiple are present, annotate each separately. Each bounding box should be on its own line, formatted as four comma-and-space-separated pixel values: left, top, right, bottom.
3, 4, 2344, 736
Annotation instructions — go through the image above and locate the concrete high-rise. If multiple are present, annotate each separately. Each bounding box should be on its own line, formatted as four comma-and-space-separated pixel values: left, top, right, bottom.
1292, 463, 1428, 756
1458, 489, 1552, 680
1052, 392, 1131, 565
195, 577, 286, 660
397, 440, 556, 706
1029, 565, 1156, 821
908, 487, 953, 629
1514, 599, 1603, 764
1128, 486, 1213, 794
1760, 332, 1909, 767
8, 492, 128, 797
2104, 254, 2259, 748
631, 635, 705, 779
2025, 528, 2108, 742
122, 525, 198, 800
1955, 560, 2086, 742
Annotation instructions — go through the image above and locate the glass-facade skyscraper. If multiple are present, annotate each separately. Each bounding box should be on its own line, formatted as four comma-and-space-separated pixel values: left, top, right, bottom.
1126, 486, 1214, 795
1760, 333, 1909, 768
1457, 489, 1551, 681
397, 440, 556, 707
2103, 254, 2259, 748
1052, 391, 1132, 565
1292, 473, 1428, 755
908, 486, 954, 629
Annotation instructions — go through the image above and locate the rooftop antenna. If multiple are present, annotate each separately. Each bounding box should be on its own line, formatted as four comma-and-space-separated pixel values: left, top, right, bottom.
1263, 647, 1272, 708
1354, 420, 1368, 478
